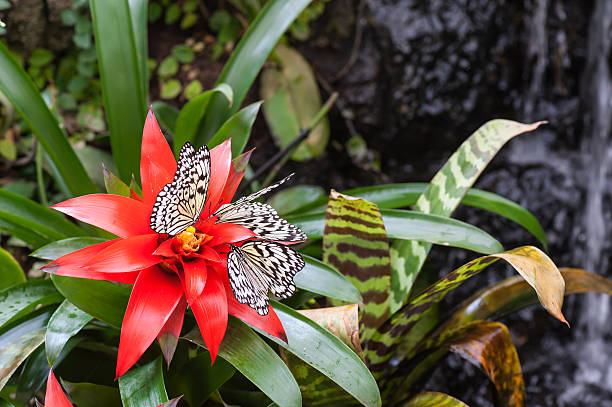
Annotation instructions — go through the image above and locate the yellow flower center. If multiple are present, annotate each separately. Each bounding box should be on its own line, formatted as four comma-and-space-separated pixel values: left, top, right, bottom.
176, 226, 211, 253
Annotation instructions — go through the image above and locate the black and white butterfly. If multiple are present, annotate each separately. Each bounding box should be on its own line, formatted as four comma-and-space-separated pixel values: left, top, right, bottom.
227, 240, 305, 315
150, 142, 210, 235
214, 174, 307, 242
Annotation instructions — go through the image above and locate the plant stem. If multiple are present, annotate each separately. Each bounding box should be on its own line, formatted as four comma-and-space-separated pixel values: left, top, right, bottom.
238, 92, 338, 194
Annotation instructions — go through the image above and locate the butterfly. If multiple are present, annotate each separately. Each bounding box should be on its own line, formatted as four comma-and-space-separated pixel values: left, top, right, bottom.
227, 240, 305, 315
150, 142, 210, 235
150, 142, 306, 315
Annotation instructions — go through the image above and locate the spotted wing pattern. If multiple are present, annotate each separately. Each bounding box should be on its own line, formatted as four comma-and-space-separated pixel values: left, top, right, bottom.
227, 241, 305, 315
150, 142, 210, 235
214, 173, 307, 242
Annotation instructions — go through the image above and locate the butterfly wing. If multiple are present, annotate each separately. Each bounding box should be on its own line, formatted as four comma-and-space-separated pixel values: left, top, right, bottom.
214, 173, 306, 242
227, 241, 305, 315
215, 202, 306, 242
150, 142, 210, 235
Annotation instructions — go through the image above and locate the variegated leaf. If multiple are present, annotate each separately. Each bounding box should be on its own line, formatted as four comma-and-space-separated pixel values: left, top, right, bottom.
390, 120, 546, 313
322, 190, 391, 342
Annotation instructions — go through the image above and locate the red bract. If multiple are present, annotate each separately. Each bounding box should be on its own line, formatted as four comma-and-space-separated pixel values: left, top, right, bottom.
43, 110, 291, 378
44, 370, 73, 407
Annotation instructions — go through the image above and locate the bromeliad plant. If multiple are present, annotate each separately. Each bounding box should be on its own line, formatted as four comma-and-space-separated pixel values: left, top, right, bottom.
1, 1, 612, 407
42, 111, 307, 378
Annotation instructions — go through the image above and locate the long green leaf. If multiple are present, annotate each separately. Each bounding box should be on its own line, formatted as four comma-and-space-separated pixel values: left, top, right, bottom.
207, 101, 262, 156
62, 381, 122, 407
185, 318, 302, 407
119, 357, 168, 407
50, 275, 129, 328
0, 248, 25, 291
0, 210, 63, 249
90, 0, 147, 181
0, 280, 62, 329
166, 352, 235, 406
197, 0, 313, 144
0, 309, 52, 390
31, 237, 109, 261
127, 0, 148, 104
45, 300, 93, 365
0, 43, 96, 196
0, 189, 86, 238
294, 183, 547, 249
296, 255, 362, 303
260, 302, 381, 407
287, 209, 504, 255
173, 84, 233, 154
390, 120, 545, 312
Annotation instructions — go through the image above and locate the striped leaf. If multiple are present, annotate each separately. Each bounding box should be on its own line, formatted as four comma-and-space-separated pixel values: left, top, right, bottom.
366, 246, 566, 377
390, 120, 545, 313
404, 392, 468, 407
322, 190, 391, 342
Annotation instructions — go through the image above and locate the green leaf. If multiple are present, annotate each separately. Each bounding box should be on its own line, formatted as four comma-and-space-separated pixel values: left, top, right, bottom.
0, 211, 52, 248
299, 183, 547, 249
185, 318, 301, 407
0, 248, 25, 291
61, 9, 78, 25
268, 185, 326, 216
296, 255, 361, 303
62, 381, 122, 407
322, 191, 391, 340
165, 4, 180, 24
263, 302, 381, 407
119, 357, 168, 407
166, 352, 235, 406
171, 44, 194, 63
50, 274, 129, 328
74, 145, 117, 189
28, 48, 54, 67
286, 209, 504, 254
390, 120, 545, 312
180, 12, 197, 29
160, 79, 182, 99
127, 0, 149, 105
197, 0, 313, 144
0, 189, 84, 238
148, 3, 162, 22
0, 309, 52, 391
151, 101, 179, 134
45, 300, 93, 365
260, 44, 329, 160
297, 186, 547, 257
90, 0, 147, 181
0, 280, 62, 330
31, 237, 109, 261
103, 165, 132, 196
183, 80, 203, 100
158, 56, 179, 78
173, 84, 233, 154
207, 101, 262, 156
0, 42, 96, 196
404, 392, 468, 407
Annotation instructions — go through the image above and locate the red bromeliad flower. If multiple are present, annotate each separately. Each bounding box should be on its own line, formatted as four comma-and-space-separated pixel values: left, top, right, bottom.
42, 110, 306, 378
